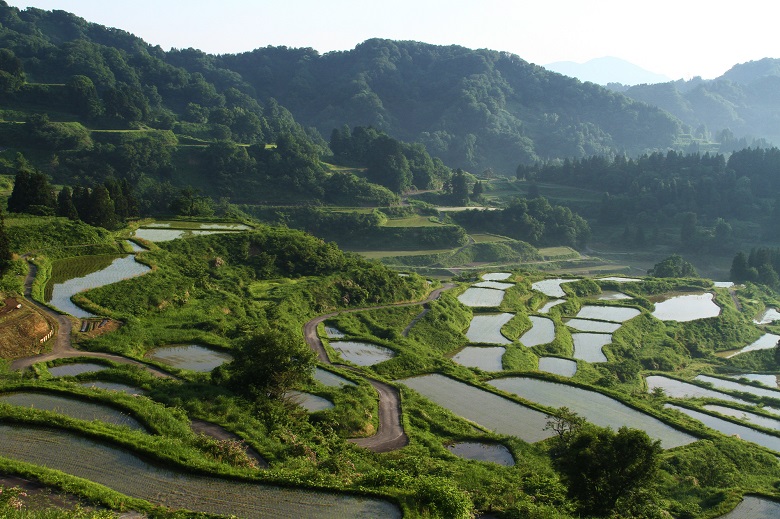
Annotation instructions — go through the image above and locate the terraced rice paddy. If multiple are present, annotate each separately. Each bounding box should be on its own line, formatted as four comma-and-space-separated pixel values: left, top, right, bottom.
146, 344, 233, 372
49, 255, 151, 318
133, 228, 228, 242
538, 299, 565, 313
597, 277, 641, 283
145, 221, 251, 230
324, 326, 346, 339
645, 375, 745, 405
726, 333, 780, 358
489, 377, 696, 448
446, 442, 515, 466
754, 308, 780, 324
329, 341, 395, 366
287, 391, 334, 412
48, 363, 108, 377
538, 357, 577, 377
0, 392, 144, 431
452, 346, 505, 371
695, 375, 780, 400
651, 293, 721, 322
79, 381, 146, 396
531, 278, 578, 298
565, 318, 621, 333
572, 333, 612, 363
482, 273, 512, 281
726, 374, 778, 388
575, 305, 640, 322
718, 495, 780, 518
597, 291, 632, 300
465, 313, 513, 344
666, 405, 780, 452
702, 405, 780, 431
0, 425, 399, 518
314, 367, 355, 387
397, 374, 554, 443
519, 316, 555, 347
457, 287, 505, 307
473, 281, 514, 290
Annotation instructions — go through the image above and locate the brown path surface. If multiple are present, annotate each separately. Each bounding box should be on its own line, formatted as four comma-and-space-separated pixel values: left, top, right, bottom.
9, 262, 172, 378
302, 282, 455, 452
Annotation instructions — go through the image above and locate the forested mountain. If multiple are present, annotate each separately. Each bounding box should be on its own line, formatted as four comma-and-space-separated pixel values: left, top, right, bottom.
215, 39, 685, 172
615, 59, 780, 150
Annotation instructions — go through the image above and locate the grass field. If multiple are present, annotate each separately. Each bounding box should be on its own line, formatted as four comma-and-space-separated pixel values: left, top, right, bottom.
351, 248, 455, 259
382, 215, 443, 227
471, 233, 510, 243
538, 246, 580, 259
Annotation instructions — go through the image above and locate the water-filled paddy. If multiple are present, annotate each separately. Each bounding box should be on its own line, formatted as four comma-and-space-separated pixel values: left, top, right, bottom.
452, 346, 505, 371
482, 272, 512, 281
145, 221, 251, 230
473, 281, 514, 290
575, 305, 640, 323
146, 344, 232, 372
48, 363, 108, 377
0, 392, 144, 431
287, 391, 334, 412
79, 381, 145, 396
597, 291, 632, 301
538, 357, 577, 377
645, 375, 745, 405
531, 278, 578, 298
726, 374, 778, 388
314, 367, 355, 387
0, 425, 399, 518
754, 308, 780, 324
133, 229, 234, 242
718, 495, 780, 518
397, 374, 554, 443
465, 313, 513, 344
666, 404, 780, 452
651, 293, 720, 322
703, 405, 780, 431
572, 333, 612, 363
695, 375, 780, 400
49, 255, 151, 318
565, 318, 621, 333
329, 341, 395, 366
324, 326, 346, 339
519, 316, 555, 347
597, 277, 641, 283
489, 377, 695, 448
538, 299, 565, 313
446, 442, 514, 466
457, 287, 506, 307
727, 333, 780, 358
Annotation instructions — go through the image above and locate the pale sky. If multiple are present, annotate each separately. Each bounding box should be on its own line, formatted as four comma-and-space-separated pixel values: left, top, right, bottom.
6, 0, 778, 80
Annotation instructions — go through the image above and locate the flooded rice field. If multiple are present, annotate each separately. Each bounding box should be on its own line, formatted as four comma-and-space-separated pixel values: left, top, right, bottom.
314, 367, 355, 387
537, 357, 577, 378
146, 344, 233, 372
446, 442, 515, 466
666, 405, 780, 452
651, 293, 721, 322
48, 363, 108, 377
702, 405, 780, 431
531, 278, 578, 298
575, 305, 640, 323
717, 495, 780, 518
694, 375, 780, 400
645, 375, 747, 405
482, 273, 512, 281
79, 381, 146, 396
538, 299, 565, 313
465, 313, 513, 344
329, 341, 395, 366
452, 346, 505, 371
725, 333, 780, 358
458, 287, 506, 307
565, 318, 621, 333
572, 333, 612, 363
519, 316, 555, 347
473, 281, 514, 290
726, 374, 778, 388
287, 391, 334, 412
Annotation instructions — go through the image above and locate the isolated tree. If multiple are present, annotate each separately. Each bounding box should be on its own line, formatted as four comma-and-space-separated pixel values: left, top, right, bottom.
472, 180, 484, 198
647, 254, 697, 278
224, 328, 316, 400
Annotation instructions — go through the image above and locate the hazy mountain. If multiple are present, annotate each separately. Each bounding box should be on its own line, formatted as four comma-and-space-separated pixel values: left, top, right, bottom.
544, 56, 671, 86
617, 58, 780, 148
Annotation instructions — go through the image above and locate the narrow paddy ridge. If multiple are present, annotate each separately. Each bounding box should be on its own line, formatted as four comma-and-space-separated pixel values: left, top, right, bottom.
397, 374, 554, 443
489, 377, 696, 448
0, 425, 400, 518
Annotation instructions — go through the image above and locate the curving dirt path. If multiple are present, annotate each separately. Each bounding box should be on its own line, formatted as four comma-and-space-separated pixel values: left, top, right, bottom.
303, 283, 455, 452
10, 262, 171, 378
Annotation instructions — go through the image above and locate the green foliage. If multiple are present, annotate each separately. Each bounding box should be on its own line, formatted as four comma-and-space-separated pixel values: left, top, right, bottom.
647, 254, 698, 278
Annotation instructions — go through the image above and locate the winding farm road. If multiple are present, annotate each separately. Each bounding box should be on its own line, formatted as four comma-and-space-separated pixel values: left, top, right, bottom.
303, 282, 455, 452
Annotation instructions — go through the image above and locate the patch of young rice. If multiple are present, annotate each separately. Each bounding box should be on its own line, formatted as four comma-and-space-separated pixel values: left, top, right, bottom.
519, 316, 555, 347
457, 287, 505, 307
397, 374, 554, 443
452, 346, 506, 372
465, 313, 514, 344
565, 318, 621, 333
575, 305, 640, 323
489, 377, 696, 448
0, 392, 144, 431
665, 404, 780, 453
0, 425, 400, 518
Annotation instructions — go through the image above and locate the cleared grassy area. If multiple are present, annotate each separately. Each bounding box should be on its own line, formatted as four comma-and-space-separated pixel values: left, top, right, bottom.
471, 233, 510, 243
382, 216, 443, 227
351, 248, 455, 259
538, 246, 580, 259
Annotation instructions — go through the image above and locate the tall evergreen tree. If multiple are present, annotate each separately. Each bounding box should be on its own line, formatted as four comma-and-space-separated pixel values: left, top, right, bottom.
56, 186, 79, 220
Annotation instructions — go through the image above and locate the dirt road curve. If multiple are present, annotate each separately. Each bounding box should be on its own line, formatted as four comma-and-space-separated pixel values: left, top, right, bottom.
10, 262, 171, 378
302, 282, 455, 452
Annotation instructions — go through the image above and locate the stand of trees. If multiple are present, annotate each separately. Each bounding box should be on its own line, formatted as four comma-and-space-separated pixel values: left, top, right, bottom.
730, 247, 780, 288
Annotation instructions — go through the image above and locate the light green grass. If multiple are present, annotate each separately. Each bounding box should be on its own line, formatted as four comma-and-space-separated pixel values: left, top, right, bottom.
471, 233, 510, 243
382, 216, 443, 227
351, 248, 455, 259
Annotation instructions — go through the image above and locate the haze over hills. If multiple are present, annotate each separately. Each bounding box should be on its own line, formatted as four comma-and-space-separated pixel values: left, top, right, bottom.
544, 56, 672, 86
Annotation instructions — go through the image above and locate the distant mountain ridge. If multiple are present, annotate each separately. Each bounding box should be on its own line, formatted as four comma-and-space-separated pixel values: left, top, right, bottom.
544, 57, 671, 86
